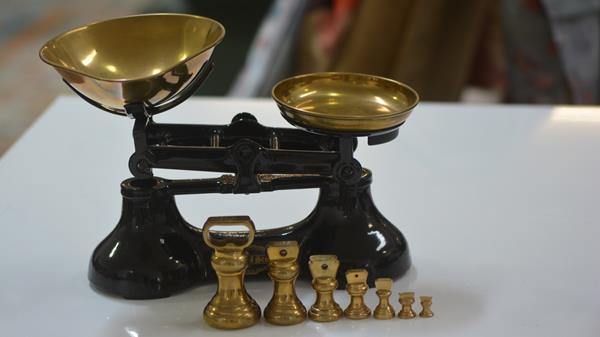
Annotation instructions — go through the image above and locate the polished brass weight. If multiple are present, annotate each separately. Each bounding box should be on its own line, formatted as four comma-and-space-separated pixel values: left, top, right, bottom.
202, 216, 261, 329
398, 292, 417, 319
264, 241, 307, 325
308, 255, 343, 322
373, 278, 395, 319
344, 269, 371, 319
419, 296, 434, 318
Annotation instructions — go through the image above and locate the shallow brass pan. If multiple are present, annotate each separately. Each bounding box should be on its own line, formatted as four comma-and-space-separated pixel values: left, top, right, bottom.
39, 13, 225, 115
272, 72, 418, 135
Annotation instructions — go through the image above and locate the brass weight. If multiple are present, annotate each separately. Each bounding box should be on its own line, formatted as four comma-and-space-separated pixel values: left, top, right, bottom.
373, 278, 395, 319
398, 292, 417, 319
264, 241, 307, 325
308, 255, 343, 322
419, 296, 434, 318
343, 269, 371, 319
202, 216, 261, 329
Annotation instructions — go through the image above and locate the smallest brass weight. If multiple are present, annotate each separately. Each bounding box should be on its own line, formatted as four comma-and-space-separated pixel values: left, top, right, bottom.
398, 292, 416, 319
419, 296, 434, 318
343, 269, 371, 319
373, 278, 395, 319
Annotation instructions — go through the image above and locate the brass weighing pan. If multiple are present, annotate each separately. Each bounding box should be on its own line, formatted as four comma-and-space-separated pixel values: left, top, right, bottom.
272, 72, 418, 136
40, 13, 225, 115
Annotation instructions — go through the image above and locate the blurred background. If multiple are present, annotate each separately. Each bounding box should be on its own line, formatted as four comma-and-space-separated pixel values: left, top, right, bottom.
0, 0, 598, 155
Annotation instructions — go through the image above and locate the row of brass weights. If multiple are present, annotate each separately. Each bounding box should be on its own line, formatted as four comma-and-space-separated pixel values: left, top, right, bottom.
201, 216, 433, 330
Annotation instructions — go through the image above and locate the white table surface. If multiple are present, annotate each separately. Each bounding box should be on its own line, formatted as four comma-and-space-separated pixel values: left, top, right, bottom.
1, 96, 599, 337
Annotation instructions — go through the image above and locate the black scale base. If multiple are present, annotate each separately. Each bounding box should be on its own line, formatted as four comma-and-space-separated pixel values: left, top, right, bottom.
89, 170, 410, 299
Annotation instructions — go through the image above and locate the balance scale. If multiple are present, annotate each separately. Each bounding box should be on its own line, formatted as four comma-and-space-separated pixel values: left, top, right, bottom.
40, 13, 419, 299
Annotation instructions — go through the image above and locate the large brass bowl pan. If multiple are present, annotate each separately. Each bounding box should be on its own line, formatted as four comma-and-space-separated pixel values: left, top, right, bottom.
272, 72, 418, 135
40, 13, 225, 115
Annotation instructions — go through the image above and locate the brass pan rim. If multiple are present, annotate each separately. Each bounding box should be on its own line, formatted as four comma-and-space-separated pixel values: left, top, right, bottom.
271, 71, 419, 121
38, 13, 225, 83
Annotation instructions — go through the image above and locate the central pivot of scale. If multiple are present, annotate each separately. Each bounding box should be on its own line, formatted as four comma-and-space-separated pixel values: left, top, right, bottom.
40, 14, 419, 299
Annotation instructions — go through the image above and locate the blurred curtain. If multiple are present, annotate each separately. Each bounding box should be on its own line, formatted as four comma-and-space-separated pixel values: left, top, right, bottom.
297, 0, 499, 101
228, 0, 307, 97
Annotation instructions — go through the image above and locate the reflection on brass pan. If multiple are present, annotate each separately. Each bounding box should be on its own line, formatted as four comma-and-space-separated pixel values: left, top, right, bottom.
202, 216, 261, 329
272, 72, 419, 134
264, 241, 307, 325
39, 13, 225, 115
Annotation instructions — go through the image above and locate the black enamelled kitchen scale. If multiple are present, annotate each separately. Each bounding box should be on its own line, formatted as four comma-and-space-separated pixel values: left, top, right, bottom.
40, 13, 419, 299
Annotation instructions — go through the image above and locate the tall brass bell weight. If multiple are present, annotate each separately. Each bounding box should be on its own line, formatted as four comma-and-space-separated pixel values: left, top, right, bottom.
202, 216, 261, 329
